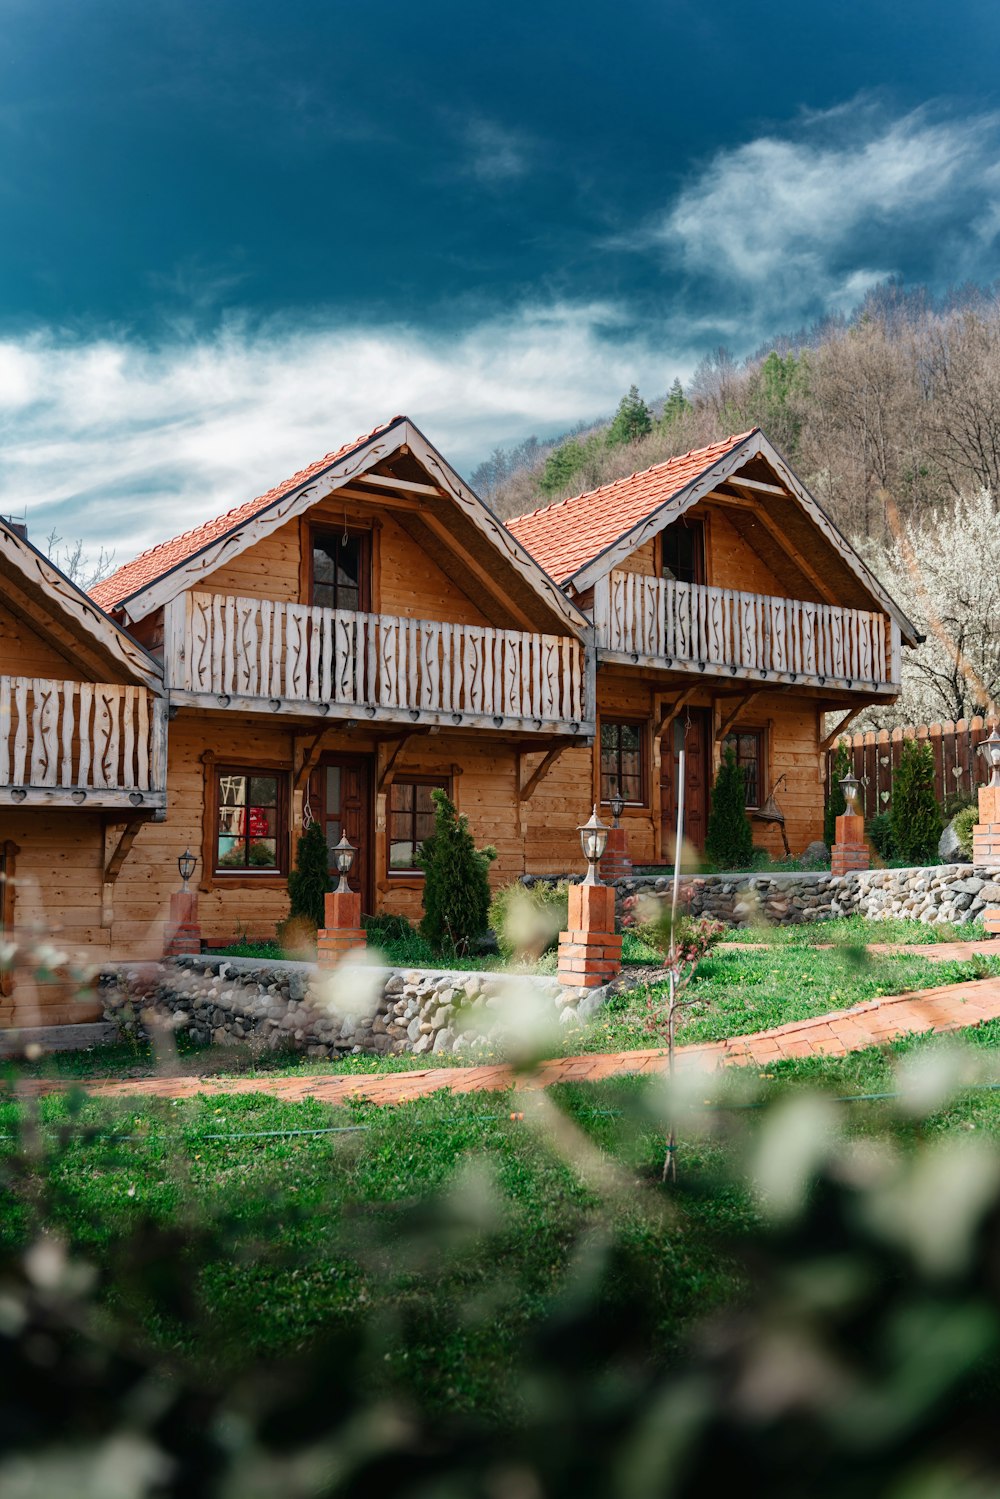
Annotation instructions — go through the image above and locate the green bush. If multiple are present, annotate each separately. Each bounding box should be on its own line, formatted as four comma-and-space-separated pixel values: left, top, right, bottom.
824, 740, 851, 847
418, 788, 497, 956
276, 819, 331, 952
867, 811, 897, 861
705, 746, 754, 869
890, 738, 942, 864
489, 880, 569, 959
951, 802, 979, 862
363, 912, 414, 947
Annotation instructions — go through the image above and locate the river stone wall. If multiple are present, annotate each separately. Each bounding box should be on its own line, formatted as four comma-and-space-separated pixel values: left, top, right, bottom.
100, 955, 605, 1061
524, 866, 1000, 930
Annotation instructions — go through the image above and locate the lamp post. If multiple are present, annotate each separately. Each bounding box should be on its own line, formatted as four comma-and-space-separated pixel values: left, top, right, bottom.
977, 726, 1000, 790
609, 787, 625, 828
577, 805, 609, 886
332, 833, 356, 895
177, 848, 197, 892
839, 771, 862, 817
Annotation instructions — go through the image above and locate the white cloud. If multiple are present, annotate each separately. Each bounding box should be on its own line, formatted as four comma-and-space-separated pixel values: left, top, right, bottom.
631, 102, 1000, 331
0, 305, 677, 558
462, 118, 532, 182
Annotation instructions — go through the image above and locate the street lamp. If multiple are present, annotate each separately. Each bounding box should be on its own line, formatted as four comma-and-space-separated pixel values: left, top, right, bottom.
577, 805, 609, 886
177, 848, 197, 891
332, 833, 356, 894
609, 786, 625, 828
838, 771, 862, 817
977, 725, 1000, 789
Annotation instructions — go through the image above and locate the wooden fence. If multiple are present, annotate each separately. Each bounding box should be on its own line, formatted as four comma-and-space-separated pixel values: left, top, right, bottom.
825, 716, 996, 818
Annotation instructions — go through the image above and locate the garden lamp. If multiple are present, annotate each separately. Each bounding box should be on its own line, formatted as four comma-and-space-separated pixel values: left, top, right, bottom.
978, 725, 1000, 789
177, 848, 197, 891
609, 786, 625, 827
839, 771, 862, 817
577, 805, 609, 886
332, 833, 356, 894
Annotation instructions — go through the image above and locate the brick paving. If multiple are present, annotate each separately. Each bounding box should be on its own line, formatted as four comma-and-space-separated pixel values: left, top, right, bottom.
13, 958, 1000, 1109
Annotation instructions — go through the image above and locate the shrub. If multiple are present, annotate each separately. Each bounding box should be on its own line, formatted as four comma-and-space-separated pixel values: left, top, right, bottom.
867, 812, 897, 862
276, 820, 331, 952
951, 803, 979, 861
363, 912, 414, 947
489, 881, 569, 959
824, 740, 852, 847
418, 789, 497, 956
890, 738, 942, 864
705, 746, 754, 869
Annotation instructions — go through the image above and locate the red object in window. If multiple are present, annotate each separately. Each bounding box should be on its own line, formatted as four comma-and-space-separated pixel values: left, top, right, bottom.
248, 806, 270, 837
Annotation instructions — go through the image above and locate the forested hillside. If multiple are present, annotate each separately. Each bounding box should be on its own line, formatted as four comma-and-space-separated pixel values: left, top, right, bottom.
476, 283, 1000, 729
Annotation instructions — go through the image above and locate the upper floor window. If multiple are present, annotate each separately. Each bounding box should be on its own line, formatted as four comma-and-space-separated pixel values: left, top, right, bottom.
311, 529, 370, 612
662, 517, 705, 586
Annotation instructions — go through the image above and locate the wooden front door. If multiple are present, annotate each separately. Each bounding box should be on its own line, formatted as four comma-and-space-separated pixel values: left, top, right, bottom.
660, 708, 711, 860
310, 755, 374, 913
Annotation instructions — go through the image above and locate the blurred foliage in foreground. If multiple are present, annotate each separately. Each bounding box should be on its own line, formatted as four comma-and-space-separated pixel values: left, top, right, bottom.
6, 1037, 1000, 1495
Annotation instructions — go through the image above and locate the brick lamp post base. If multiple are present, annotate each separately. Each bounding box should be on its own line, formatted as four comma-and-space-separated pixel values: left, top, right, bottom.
973, 785, 1000, 936
317, 889, 367, 967
600, 826, 631, 881
165, 891, 201, 957
557, 882, 622, 989
831, 812, 869, 878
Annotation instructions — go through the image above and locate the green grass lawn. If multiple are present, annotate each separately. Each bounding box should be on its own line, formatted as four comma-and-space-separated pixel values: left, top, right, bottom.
727, 913, 988, 946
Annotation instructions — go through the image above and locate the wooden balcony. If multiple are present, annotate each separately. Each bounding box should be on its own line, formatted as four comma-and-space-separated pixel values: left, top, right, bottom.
0, 676, 167, 809
164, 591, 593, 735
595, 572, 902, 693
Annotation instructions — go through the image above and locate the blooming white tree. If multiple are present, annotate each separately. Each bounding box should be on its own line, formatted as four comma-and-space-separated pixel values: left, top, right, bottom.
857, 488, 1000, 726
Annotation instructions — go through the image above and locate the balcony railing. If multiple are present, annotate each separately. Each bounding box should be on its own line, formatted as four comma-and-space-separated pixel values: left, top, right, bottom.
0, 676, 167, 808
596, 572, 901, 691
164, 591, 591, 733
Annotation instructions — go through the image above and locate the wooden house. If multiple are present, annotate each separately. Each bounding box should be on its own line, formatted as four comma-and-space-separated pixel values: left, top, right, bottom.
0, 519, 166, 1021
2, 417, 919, 1004
507, 428, 920, 868
83, 417, 594, 951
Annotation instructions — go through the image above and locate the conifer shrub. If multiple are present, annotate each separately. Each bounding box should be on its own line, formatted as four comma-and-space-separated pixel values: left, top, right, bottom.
824, 740, 852, 847
951, 802, 979, 862
705, 746, 754, 869
890, 738, 942, 864
418, 788, 497, 956
277, 819, 331, 953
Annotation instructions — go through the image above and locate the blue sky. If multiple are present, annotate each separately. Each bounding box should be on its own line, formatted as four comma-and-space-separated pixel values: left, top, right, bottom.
1, 0, 999, 556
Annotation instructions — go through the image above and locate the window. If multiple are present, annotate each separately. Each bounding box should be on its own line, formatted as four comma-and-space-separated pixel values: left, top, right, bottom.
722, 731, 764, 809
662, 518, 705, 586
600, 721, 645, 805
389, 778, 448, 872
215, 770, 285, 872
311, 529, 369, 612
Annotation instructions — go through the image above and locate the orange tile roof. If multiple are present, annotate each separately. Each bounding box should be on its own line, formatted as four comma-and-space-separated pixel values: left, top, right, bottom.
91, 416, 406, 611
506, 431, 756, 584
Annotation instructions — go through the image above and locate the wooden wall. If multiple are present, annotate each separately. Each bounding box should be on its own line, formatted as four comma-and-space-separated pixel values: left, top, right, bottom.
204, 501, 490, 627
0, 599, 89, 681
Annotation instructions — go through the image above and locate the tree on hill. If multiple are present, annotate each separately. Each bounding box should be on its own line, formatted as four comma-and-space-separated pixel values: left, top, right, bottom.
606, 385, 652, 448
660, 378, 691, 429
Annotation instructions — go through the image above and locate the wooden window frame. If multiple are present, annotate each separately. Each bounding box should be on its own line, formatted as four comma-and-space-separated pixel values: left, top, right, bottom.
199, 751, 291, 890
661, 515, 706, 587
305, 523, 373, 612
598, 717, 648, 809
721, 726, 766, 810
387, 774, 451, 878
1, 841, 19, 998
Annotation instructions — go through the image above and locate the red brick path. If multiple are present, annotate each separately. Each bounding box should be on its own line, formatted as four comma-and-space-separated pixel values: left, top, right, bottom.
15, 964, 1000, 1108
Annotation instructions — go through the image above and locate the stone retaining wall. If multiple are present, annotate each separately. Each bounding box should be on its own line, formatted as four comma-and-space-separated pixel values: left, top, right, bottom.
524, 866, 1000, 930
100, 955, 605, 1061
